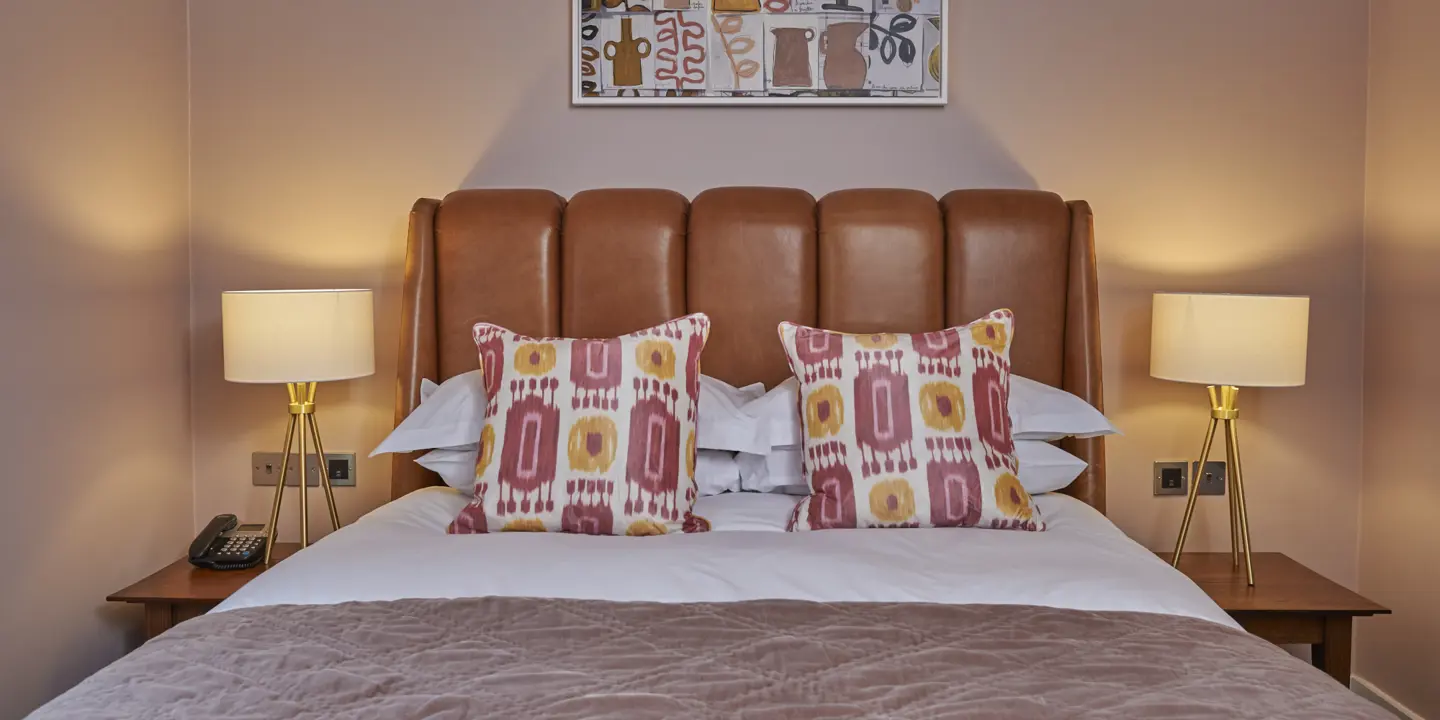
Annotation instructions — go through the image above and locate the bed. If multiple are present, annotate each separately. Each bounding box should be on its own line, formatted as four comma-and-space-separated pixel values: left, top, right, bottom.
31, 188, 1386, 719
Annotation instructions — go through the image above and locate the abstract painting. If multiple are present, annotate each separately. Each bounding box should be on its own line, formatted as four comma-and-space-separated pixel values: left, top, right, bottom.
865, 11, 924, 92
766, 14, 819, 90
573, 0, 947, 105
654, 11, 709, 91
709, 13, 765, 92
601, 14, 657, 90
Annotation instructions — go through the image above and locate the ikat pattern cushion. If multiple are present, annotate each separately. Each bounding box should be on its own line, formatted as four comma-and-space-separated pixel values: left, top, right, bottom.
448, 314, 711, 536
778, 310, 1044, 532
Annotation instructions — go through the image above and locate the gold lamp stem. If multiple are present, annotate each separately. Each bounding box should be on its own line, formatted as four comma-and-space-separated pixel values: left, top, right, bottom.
1171, 385, 1256, 585
262, 382, 343, 566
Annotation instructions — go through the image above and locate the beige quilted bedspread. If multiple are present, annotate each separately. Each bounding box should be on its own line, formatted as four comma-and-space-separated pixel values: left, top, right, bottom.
32, 597, 1389, 719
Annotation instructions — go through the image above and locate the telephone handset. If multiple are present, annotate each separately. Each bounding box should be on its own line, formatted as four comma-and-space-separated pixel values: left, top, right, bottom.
189, 515, 269, 570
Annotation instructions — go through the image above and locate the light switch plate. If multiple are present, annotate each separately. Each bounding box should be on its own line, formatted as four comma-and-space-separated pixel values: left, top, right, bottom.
1192, 460, 1226, 496
252, 452, 356, 487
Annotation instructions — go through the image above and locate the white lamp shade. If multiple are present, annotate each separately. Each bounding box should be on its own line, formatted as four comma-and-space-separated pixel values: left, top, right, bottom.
1150, 293, 1310, 388
223, 290, 376, 383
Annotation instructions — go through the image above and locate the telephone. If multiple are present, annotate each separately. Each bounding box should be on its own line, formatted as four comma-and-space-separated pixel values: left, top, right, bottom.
189, 515, 269, 570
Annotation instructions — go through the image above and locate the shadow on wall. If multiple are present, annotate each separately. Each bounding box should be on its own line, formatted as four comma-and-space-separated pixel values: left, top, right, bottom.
458, 45, 1038, 197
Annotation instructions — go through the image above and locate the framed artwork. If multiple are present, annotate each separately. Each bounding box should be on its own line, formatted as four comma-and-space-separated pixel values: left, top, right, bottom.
573, 0, 948, 106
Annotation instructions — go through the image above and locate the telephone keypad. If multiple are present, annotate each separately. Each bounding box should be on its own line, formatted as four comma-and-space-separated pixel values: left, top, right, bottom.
220, 535, 261, 557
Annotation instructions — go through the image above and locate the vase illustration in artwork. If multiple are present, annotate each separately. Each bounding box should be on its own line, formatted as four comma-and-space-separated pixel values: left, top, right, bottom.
714, 0, 762, 11
821, 22, 867, 89
604, 17, 652, 87
771, 27, 816, 87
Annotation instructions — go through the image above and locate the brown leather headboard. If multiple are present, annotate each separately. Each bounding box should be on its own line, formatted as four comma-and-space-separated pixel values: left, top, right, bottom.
393, 188, 1106, 513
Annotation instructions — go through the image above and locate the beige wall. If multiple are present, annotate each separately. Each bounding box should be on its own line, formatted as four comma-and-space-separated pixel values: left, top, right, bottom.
1358, 0, 1440, 716
5, 0, 1423, 713
0, 0, 1399, 712
0, 1, 192, 717
188, 0, 1369, 584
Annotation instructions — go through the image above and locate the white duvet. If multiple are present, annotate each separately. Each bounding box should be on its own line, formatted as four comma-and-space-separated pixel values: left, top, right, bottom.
219, 488, 1237, 629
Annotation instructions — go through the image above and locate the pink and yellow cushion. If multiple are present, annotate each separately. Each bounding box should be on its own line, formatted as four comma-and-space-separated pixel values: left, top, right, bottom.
449, 314, 711, 536
777, 310, 1043, 532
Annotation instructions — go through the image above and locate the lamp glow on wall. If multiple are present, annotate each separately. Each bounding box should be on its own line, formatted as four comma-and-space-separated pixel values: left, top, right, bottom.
1151, 292, 1310, 586
222, 290, 375, 564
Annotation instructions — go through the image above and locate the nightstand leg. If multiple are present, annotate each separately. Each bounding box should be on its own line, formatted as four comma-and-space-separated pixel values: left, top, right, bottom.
1315, 616, 1354, 685
144, 603, 174, 640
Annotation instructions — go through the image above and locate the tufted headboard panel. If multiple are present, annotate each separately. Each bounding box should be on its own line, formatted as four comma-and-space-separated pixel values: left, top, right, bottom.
393, 188, 1106, 512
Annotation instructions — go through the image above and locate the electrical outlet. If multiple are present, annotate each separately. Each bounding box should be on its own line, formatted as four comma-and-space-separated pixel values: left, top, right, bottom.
1192, 460, 1226, 496
252, 452, 356, 487
1154, 461, 1188, 496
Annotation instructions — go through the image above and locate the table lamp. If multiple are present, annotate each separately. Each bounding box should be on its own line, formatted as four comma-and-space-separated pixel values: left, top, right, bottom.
1151, 292, 1310, 585
222, 289, 375, 564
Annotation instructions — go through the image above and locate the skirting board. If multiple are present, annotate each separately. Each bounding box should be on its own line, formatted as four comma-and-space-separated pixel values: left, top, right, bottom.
1353, 676, 1426, 720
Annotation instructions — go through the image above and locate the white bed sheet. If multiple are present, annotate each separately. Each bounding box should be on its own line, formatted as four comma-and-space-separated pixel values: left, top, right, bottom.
218, 488, 1237, 629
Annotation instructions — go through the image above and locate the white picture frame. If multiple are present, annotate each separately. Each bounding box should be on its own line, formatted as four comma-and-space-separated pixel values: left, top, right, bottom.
572, 3, 949, 106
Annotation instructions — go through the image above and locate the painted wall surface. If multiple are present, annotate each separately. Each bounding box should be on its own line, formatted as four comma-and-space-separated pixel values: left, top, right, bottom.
188, 0, 1369, 586
1357, 0, 1440, 716
0, 1, 192, 716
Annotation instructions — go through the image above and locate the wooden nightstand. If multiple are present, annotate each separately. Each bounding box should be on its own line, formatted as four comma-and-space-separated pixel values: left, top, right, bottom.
1162, 552, 1389, 684
108, 544, 299, 640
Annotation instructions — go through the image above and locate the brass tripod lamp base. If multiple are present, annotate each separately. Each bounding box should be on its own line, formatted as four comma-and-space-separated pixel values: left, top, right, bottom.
1170, 385, 1255, 585
262, 382, 342, 566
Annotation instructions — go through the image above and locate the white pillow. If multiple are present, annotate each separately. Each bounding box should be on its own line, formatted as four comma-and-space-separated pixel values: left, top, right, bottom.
370, 370, 487, 456
415, 445, 480, 494
737, 447, 808, 495
743, 378, 802, 448
690, 492, 801, 532
697, 375, 803, 454
733, 436, 1090, 497
1009, 375, 1120, 442
697, 376, 770, 454
1015, 440, 1089, 495
696, 450, 743, 496
703, 375, 766, 406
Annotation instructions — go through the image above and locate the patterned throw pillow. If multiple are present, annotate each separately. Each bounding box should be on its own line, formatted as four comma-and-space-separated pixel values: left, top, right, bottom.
448, 314, 711, 536
777, 310, 1043, 532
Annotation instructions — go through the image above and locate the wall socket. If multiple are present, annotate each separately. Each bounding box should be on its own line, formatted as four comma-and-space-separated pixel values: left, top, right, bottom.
1154, 461, 1188, 496
252, 452, 356, 487
1154, 460, 1227, 497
